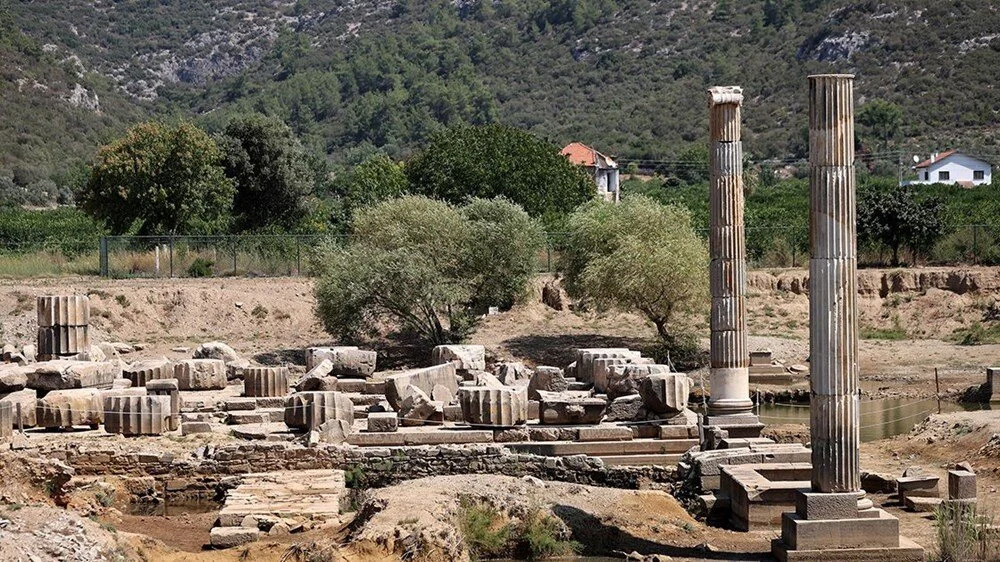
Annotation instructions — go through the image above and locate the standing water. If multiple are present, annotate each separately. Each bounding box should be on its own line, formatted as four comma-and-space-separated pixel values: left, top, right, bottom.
757, 398, 986, 441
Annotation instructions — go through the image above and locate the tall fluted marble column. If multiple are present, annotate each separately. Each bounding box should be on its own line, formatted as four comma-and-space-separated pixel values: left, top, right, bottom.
773, 74, 922, 561
707, 86, 753, 419
807, 74, 860, 494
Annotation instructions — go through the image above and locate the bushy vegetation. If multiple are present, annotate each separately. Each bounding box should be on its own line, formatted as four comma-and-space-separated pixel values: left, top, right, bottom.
313, 195, 542, 344
77, 121, 234, 235
560, 195, 708, 351
933, 504, 999, 562
3, 1, 999, 205
406, 124, 593, 218
457, 498, 580, 561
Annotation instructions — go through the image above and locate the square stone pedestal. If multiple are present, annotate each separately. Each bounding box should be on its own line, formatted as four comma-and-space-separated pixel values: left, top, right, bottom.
704, 413, 764, 440
771, 491, 924, 561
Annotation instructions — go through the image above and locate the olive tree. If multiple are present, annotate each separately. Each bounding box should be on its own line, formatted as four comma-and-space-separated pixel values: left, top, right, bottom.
78, 121, 233, 234
314, 195, 542, 344
560, 195, 709, 346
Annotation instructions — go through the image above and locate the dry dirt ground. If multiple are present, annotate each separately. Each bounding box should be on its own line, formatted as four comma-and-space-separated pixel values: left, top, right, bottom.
1, 266, 1000, 560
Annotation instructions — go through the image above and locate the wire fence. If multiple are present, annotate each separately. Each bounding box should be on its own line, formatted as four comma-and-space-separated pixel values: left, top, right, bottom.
0, 223, 997, 279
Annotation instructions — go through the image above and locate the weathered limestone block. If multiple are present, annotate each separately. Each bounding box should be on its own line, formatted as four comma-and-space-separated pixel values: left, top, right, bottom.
574, 348, 640, 384
21, 344, 36, 363
36, 388, 101, 428
123, 358, 173, 387
37, 326, 91, 356
210, 527, 259, 549
383, 363, 459, 410
243, 366, 289, 397
606, 364, 671, 400
0, 365, 28, 392
28, 360, 120, 391
458, 385, 528, 427
0, 402, 11, 441
749, 350, 773, 366
0, 388, 37, 427
639, 373, 691, 414
495, 362, 532, 386
528, 366, 568, 400
193, 341, 242, 363
146, 379, 180, 431
174, 359, 227, 390
947, 470, 976, 501
988, 367, 1000, 403
538, 392, 606, 425
592, 356, 652, 393
431, 345, 485, 371
37, 295, 90, 327
296, 359, 338, 391
305, 346, 376, 377
398, 386, 444, 427
103, 394, 171, 436
604, 394, 644, 422
284, 391, 354, 430
315, 418, 352, 444
367, 411, 398, 432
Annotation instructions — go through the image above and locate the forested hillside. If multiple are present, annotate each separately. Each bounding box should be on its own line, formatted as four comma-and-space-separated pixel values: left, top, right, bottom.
2, 0, 999, 203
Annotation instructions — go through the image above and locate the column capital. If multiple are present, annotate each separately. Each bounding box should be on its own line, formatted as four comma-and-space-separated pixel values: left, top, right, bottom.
707, 85, 743, 107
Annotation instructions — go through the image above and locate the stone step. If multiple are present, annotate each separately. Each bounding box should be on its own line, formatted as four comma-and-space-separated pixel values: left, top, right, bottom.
598, 454, 684, 467
344, 392, 385, 406
505, 438, 698, 457
218, 470, 347, 527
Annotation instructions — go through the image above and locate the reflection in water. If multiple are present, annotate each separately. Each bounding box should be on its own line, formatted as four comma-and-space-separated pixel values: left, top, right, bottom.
758, 398, 988, 442
126, 500, 221, 517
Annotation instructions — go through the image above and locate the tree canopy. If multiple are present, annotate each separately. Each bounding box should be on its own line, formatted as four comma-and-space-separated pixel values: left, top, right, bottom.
314, 195, 542, 345
857, 181, 946, 266
218, 113, 314, 231
559, 195, 709, 348
405, 124, 594, 218
77, 121, 234, 235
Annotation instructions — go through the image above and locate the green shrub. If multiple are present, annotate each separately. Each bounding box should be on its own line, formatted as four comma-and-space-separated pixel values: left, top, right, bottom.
516, 506, 581, 560
933, 504, 999, 561
458, 499, 511, 561
314, 196, 541, 345
186, 257, 214, 277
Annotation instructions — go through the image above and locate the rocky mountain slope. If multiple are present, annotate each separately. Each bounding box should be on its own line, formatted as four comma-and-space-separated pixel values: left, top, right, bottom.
2, 0, 998, 200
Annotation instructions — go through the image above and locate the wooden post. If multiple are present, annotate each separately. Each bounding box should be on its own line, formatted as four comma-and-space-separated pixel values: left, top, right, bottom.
163, 480, 169, 517
934, 368, 941, 414
16, 403, 23, 434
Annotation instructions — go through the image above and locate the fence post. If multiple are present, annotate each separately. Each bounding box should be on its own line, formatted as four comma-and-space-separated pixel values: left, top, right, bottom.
99, 237, 109, 277
168, 236, 174, 278
296, 238, 301, 275
232, 239, 237, 275
973, 224, 979, 265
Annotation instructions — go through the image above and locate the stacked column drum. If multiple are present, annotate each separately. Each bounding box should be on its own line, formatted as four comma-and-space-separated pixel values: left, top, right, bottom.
37, 295, 90, 360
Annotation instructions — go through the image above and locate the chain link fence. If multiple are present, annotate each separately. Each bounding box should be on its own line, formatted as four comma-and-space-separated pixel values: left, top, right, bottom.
0, 225, 997, 279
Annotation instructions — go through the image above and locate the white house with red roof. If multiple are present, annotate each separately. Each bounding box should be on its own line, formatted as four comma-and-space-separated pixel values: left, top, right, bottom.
905, 150, 992, 187
561, 142, 620, 202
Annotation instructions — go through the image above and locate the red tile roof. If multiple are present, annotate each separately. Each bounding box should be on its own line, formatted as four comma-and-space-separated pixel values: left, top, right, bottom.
914, 149, 958, 169
561, 142, 616, 169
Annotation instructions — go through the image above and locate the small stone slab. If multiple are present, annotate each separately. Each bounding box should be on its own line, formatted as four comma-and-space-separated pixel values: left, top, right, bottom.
904, 496, 942, 512
210, 527, 260, 549
367, 412, 398, 433
947, 470, 976, 501
577, 426, 634, 442
402, 430, 494, 445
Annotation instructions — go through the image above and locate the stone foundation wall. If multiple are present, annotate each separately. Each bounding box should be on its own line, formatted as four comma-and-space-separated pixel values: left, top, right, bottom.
45, 442, 676, 491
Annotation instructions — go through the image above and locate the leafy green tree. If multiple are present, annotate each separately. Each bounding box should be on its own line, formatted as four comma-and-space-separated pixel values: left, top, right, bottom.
560, 195, 709, 346
405, 124, 593, 217
218, 113, 313, 231
858, 100, 903, 151
78, 121, 234, 235
336, 154, 409, 217
314, 195, 542, 345
858, 182, 946, 266
462, 197, 545, 311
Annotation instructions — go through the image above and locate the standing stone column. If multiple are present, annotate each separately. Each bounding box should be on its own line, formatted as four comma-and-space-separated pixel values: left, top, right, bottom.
707, 86, 753, 420
807, 74, 860, 494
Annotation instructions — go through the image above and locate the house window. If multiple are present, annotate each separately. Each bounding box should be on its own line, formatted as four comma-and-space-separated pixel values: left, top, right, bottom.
974, 170, 985, 180
924, 171, 929, 181
938, 171, 950, 181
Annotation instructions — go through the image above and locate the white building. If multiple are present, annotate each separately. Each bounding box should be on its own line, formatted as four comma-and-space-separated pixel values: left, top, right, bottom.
905, 150, 992, 187
561, 142, 620, 202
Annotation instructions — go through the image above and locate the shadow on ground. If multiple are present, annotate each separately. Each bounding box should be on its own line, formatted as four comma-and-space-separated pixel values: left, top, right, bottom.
502, 334, 652, 367
552, 504, 773, 561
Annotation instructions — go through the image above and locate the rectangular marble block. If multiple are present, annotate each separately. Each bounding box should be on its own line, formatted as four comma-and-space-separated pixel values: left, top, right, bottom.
780, 508, 900, 551
772, 536, 925, 562
948, 470, 976, 500
795, 491, 859, 520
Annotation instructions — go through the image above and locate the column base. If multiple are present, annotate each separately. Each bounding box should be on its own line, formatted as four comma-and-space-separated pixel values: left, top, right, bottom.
771, 491, 924, 561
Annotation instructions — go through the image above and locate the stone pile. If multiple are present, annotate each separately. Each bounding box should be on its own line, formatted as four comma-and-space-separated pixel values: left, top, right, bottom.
37, 295, 90, 361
